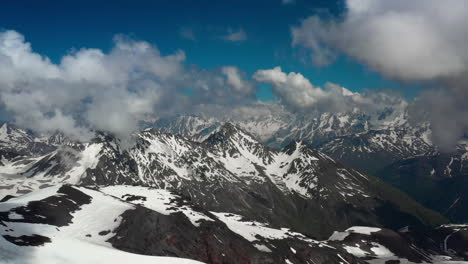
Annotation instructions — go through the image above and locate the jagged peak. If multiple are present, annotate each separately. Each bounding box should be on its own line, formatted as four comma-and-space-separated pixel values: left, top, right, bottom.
218, 122, 239, 133
202, 122, 266, 151
281, 140, 332, 163
0, 123, 33, 143
210, 122, 257, 140
139, 127, 194, 144
282, 140, 308, 155
0, 122, 8, 130
0, 123, 9, 139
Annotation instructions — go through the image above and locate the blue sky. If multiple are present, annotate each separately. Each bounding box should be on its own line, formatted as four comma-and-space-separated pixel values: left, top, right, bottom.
0, 0, 416, 101
1, 0, 465, 148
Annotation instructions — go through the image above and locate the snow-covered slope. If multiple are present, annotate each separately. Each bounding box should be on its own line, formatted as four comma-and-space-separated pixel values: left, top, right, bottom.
151, 109, 468, 223
0, 185, 465, 264
0, 124, 57, 162
0, 185, 203, 264
0, 185, 360, 264
153, 107, 435, 175
0, 123, 447, 240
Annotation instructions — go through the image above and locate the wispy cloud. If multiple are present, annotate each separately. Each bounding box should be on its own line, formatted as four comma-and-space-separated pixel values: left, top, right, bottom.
222, 28, 247, 42
282, 0, 295, 5
179, 27, 196, 41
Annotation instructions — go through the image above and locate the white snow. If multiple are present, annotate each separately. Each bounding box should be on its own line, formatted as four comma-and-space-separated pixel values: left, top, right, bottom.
62, 187, 134, 247
0, 185, 203, 264
337, 253, 351, 264
101, 185, 214, 227
328, 231, 349, 241
343, 245, 368, 257
0, 236, 203, 264
0, 185, 62, 212
67, 143, 103, 184
444, 158, 454, 178
369, 242, 394, 257
0, 123, 8, 141
0, 142, 105, 199
253, 244, 272, 253
212, 212, 293, 242
7, 212, 23, 220
346, 226, 381, 235
211, 212, 329, 250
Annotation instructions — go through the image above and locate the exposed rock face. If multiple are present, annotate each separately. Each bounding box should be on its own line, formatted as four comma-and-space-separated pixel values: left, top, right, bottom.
153, 109, 434, 175
0, 120, 465, 263
1, 185, 465, 263
378, 143, 468, 223
154, 110, 468, 223
0, 185, 365, 264
0, 123, 446, 239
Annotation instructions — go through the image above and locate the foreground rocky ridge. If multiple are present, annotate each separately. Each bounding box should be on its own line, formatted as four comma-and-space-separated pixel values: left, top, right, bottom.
0, 185, 466, 263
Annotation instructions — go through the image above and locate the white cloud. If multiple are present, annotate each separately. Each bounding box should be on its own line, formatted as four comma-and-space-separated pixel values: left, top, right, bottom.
291, 0, 468, 149
253, 66, 326, 109
292, 0, 468, 81
222, 66, 253, 94
222, 29, 247, 42
188, 66, 255, 106
253, 66, 404, 113
0, 29, 411, 144
0, 30, 253, 141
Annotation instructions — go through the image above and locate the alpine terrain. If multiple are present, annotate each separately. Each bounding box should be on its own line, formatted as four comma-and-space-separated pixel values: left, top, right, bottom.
152, 105, 468, 223
0, 122, 466, 263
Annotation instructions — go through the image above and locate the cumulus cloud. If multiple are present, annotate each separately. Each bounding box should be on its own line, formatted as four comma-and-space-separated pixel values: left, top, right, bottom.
0, 28, 415, 146
292, 0, 468, 81
253, 66, 405, 114
222, 28, 247, 42
0, 30, 254, 141
253, 66, 327, 109
291, 0, 468, 149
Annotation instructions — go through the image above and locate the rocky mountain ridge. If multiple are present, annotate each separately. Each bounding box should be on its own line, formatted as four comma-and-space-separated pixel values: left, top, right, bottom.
0, 184, 466, 264
0, 122, 446, 239
152, 109, 468, 223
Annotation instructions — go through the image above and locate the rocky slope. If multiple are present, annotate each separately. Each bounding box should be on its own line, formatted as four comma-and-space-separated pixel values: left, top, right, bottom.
153, 108, 434, 174
378, 141, 468, 223
1, 185, 466, 264
152, 108, 468, 223
0, 123, 446, 240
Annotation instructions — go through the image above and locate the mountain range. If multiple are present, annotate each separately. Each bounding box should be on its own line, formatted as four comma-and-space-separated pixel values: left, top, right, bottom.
152, 106, 468, 224
0, 118, 467, 263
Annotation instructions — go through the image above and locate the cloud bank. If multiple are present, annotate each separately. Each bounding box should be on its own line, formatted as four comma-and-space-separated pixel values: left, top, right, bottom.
292, 0, 468, 150
253, 66, 405, 114
292, 0, 468, 81
0, 30, 253, 140
0, 26, 445, 149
